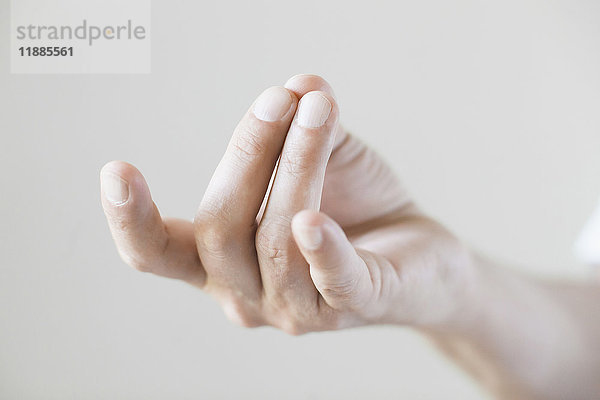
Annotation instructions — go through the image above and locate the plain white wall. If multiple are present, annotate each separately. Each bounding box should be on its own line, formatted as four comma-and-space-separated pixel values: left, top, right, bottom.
1, 0, 600, 398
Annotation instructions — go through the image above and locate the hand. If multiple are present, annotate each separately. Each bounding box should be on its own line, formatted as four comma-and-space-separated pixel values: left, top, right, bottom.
100, 75, 473, 334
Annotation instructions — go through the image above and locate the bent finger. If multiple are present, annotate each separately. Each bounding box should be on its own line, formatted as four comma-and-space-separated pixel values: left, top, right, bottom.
101, 161, 205, 287
291, 210, 374, 311
257, 90, 339, 302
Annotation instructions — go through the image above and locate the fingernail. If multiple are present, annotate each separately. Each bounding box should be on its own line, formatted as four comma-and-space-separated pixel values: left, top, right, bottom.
295, 224, 323, 250
253, 86, 293, 122
297, 92, 332, 128
101, 171, 129, 205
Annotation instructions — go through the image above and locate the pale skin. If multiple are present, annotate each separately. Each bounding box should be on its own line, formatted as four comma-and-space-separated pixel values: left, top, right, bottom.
101, 75, 600, 400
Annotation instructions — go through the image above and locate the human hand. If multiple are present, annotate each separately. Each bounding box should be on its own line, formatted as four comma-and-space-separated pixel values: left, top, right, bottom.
100, 75, 473, 334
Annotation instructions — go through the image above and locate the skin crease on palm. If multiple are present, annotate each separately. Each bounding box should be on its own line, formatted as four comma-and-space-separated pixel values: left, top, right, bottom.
101, 74, 600, 400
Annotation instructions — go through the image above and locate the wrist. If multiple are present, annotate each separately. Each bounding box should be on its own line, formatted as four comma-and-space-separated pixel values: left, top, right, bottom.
427, 245, 483, 333
376, 236, 481, 330
421, 253, 598, 400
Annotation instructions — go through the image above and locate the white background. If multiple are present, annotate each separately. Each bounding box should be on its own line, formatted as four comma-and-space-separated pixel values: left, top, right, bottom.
1, 0, 599, 398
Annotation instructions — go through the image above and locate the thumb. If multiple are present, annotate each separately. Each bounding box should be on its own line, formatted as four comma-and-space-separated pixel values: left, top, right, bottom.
291, 210, 373, 311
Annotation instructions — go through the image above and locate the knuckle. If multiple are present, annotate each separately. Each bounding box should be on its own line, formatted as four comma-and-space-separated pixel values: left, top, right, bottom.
119, 251, 154, 273
255, 219, 293, 263
193, 210, 233, 256
274, 306, 343, 335
230, 125, 267, 163
279, 150, 314, 177
280, 318, 307, 336
320, 276, 361, 301
257, 242, 291, 267
223, 298, 261, 329
256, 239, 297, 283
315, 266, 371, 311
267, 302, 319, 335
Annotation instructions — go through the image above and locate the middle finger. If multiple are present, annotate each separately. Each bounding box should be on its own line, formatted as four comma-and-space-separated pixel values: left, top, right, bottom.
257, 90, 340, 308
